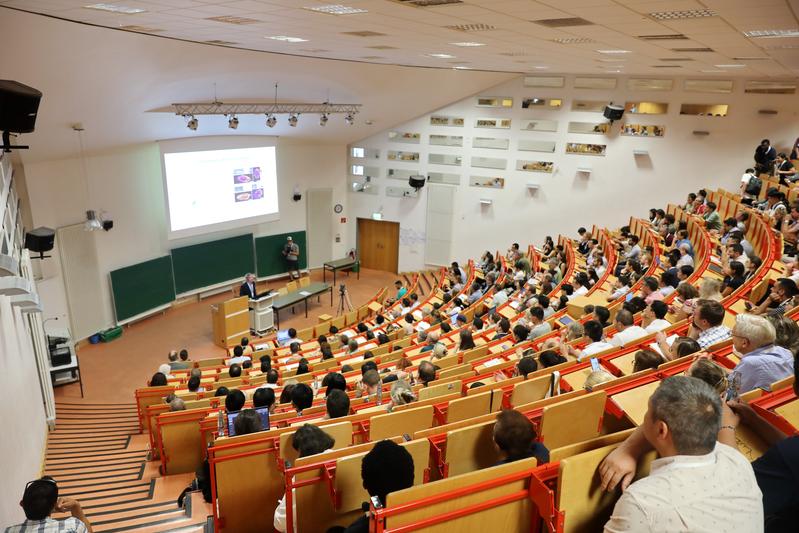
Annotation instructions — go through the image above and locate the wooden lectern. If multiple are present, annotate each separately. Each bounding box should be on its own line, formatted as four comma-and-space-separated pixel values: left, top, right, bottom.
211, 296, 250, 348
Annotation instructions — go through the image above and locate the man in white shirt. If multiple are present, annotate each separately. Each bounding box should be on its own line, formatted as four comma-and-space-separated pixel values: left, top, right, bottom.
566, 320, 614, 360
642, 301, 671, 334
675, 243, 694, 268
726, 243, 750, 269
609, 310, 648, 347
601, 376, 762, 532
491, 283, 510, 308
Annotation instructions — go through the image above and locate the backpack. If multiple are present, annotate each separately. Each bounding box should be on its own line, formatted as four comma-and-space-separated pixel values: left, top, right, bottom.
745, 174, 762, 196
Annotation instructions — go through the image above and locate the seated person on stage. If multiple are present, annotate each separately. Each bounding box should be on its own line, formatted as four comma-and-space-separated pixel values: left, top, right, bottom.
600, 376, 762, 533
6, 477, 92, 533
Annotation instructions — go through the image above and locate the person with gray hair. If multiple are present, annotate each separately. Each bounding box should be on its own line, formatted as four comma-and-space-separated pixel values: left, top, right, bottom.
419, 330, 439, 353
168, 349, 188, 370
169, 397, 186, 411
729, 313, 794, 393
566, 321, 584, 342
601, 376, 762, 532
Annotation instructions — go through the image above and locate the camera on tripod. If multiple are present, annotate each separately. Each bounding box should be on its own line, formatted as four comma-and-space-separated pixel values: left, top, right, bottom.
339, 284, 347, 295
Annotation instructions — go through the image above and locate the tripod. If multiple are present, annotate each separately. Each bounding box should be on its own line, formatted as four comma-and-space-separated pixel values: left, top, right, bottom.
336, 285, 354, 315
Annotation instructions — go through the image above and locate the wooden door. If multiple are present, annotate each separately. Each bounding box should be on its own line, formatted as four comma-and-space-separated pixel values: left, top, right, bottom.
357, 218, 399, 273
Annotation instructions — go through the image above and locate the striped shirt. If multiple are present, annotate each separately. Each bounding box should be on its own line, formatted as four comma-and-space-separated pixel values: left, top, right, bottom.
5, 517, 88, 533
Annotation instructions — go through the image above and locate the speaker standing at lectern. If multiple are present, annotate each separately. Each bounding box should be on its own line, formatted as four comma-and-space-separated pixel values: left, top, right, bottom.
240, 273, 262, 300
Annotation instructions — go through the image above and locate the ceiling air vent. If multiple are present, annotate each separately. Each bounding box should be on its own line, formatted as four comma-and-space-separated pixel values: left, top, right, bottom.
671, 47, 714, 52
119, 25, 163, 32
532, 17, 593, 28
649, 9, 716, 20
393, 0, 463, 6
553, 37, 595, 44
659, 57, 693, 61
638, 34, 687, 40
341, 31, 388, 37
652, 65, 682, 68
205, 16, 260, 24
444, 23, 496, 32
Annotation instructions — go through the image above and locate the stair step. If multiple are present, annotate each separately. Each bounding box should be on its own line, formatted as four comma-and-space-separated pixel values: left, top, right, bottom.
92, 507, 187, 530
60, 481, 152, 499
82, 499, 176, 518
97, 517, 203, 533
58, 473, 145, 490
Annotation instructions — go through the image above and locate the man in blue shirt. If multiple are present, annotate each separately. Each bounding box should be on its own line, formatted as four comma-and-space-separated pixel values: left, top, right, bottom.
729, 314, 794, 393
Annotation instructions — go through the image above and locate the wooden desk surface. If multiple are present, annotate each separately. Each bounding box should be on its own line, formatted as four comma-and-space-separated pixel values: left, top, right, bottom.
611, 381, 660, 426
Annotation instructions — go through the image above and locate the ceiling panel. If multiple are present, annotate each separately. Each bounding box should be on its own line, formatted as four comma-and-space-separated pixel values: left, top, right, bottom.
0, 0, 797, 75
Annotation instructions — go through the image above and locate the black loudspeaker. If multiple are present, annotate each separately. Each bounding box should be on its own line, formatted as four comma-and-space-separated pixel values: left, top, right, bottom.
409, 175, 426, 190
603, 104, 624, 121
25, 227, 55, 259
0, 80, 42, 133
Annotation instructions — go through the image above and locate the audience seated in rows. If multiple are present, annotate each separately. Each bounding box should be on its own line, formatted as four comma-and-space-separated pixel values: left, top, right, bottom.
601, 376, 762, 532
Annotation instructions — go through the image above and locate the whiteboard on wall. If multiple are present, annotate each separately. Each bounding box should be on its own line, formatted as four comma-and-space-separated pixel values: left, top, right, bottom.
57, 225, 108, 341
425, 184, 455, 266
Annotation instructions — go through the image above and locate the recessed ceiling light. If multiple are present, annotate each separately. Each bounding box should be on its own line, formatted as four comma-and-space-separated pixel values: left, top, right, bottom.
552, 37, 595, 44
532, 66, 549, 69
450, 42, 485, 47
597, 58, 626, 62
762, 44, 799, 50
597, 49, 631, 54
304, 4, 368, 15
84, 3, 145, 14
649, 9, 716, 20
427, 53, 456, 59
743, 29, 799, 38
453, 65, 472, 70
267, 35, 309, 43
207, 15, 260, 24
714, 64, 746, 68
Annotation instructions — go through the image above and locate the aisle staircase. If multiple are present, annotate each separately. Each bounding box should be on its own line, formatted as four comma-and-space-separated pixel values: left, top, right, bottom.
46, 402, 210, 533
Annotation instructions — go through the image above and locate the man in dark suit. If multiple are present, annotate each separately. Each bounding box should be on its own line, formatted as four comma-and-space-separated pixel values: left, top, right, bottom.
754, 138, 777, 174
239, 273, 259, 299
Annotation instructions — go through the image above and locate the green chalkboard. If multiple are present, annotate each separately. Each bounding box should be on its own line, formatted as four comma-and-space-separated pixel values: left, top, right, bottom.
255, 231, 307, 277
171, 233, 255, 294
110, 256, 176, 323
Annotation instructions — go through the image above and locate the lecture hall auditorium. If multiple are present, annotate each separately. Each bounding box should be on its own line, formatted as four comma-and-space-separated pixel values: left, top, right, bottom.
2, 1, 799, 532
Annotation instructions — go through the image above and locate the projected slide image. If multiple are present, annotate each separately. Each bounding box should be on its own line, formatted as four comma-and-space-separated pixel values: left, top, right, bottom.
163, 146, 279, 234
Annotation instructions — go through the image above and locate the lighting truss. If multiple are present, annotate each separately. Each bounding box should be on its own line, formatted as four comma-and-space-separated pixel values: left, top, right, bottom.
173, 102, 361, 117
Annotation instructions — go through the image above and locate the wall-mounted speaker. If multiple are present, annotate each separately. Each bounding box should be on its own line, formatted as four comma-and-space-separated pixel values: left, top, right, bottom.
24, 227, 55, 259
0, 80, 42, 133
603, 104, 624, 121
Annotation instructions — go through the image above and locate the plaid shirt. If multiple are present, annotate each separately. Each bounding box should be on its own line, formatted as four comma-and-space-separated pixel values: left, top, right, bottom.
697, 325, 732, 349
6, 517, 88, 533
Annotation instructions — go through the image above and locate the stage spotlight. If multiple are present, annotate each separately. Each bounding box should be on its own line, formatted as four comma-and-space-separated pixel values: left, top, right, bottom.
344, 114, 355, 125
228, 115, 239, 129
288, 114, 299, 127
319, 113, 328, 126
186, 115, 198, 130
265, 113, 277, 128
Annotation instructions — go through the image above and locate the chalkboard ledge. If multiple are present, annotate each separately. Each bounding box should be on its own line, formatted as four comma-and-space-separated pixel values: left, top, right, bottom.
116, 302, 172, 327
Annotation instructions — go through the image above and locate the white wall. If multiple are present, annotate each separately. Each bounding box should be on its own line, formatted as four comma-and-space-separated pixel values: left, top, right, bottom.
347, 75, 799, 271
25, 138, 348, 330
